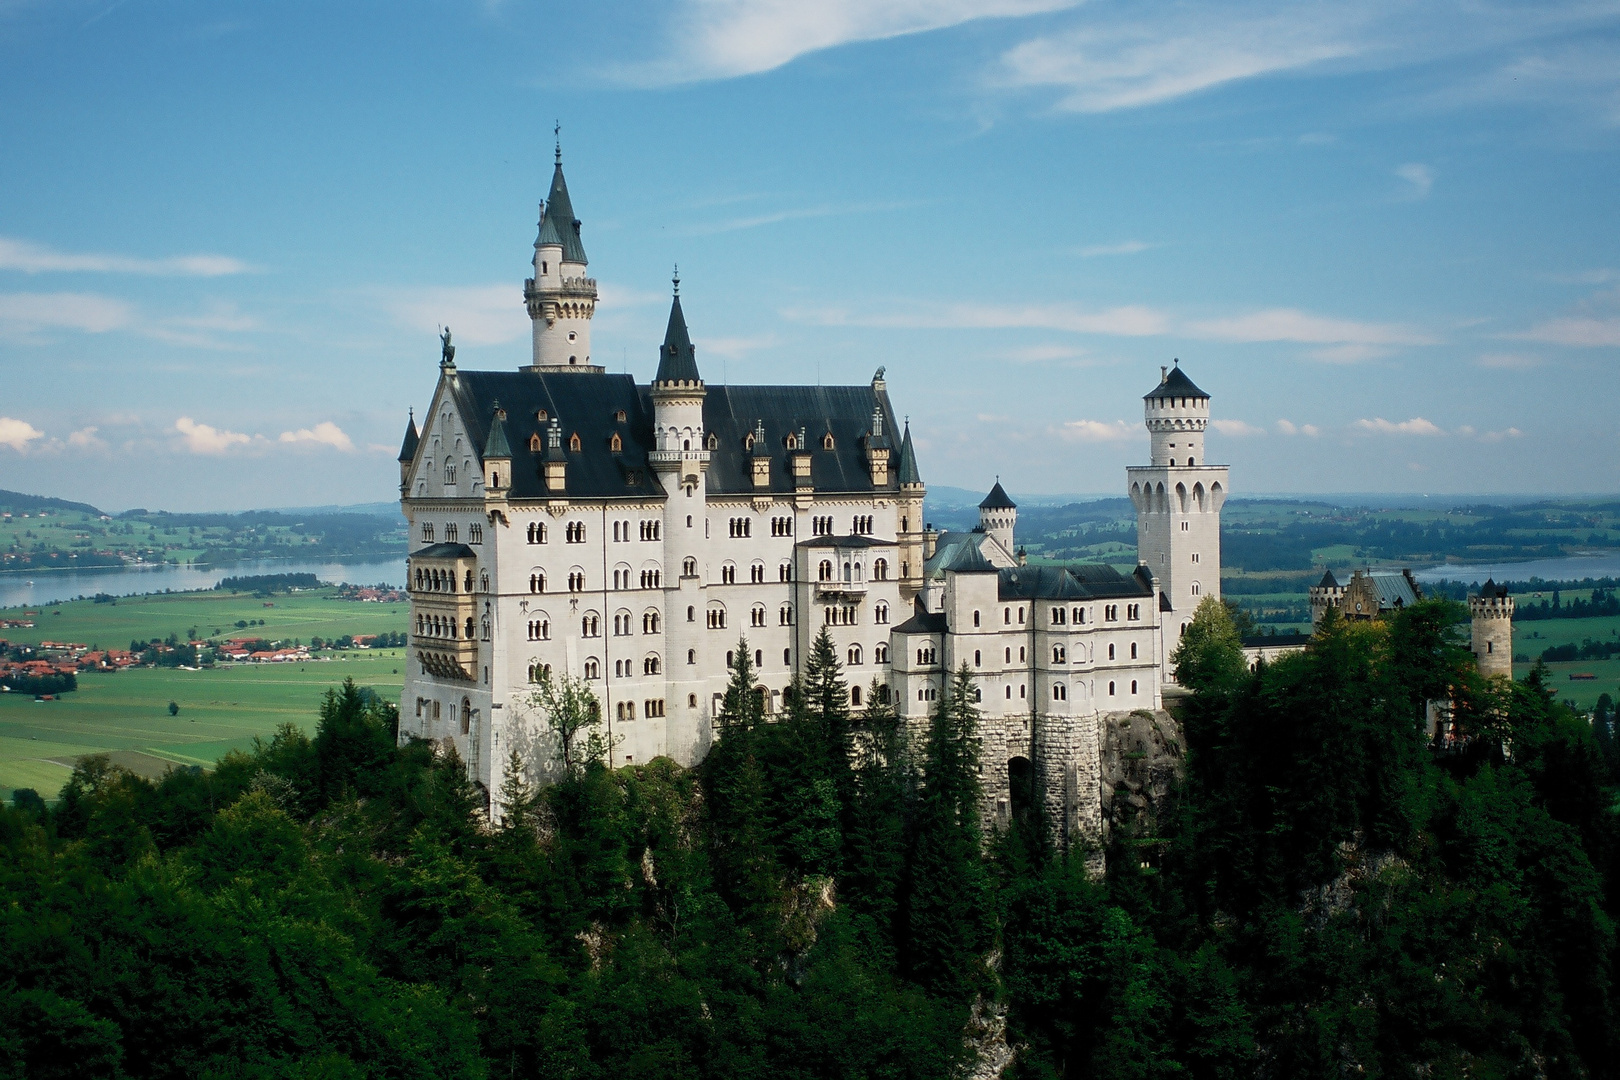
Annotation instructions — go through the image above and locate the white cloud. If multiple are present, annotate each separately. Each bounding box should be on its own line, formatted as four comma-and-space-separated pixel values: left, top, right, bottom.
1511, 315, 1620, 347
174, 416, 254, 454
279, 421, 355, 452
67, 426, 104, 450
794, 301, 1172, 337
0, 291, 134, 335
0, 417, 44, 452
386, 283, 528, 346
1354, 416, 1443, 436
1076, 240, 1153, 257
686, 200, 919, 235
625, 0, 1078, 84
1395, 163, 1434, 198
1188, 307, 1435, 350
1275, 419, 1321, 437
1055, 418, 1134, 442
695, 334, 778, 359
1001, 343, 1088, 362
1478, 426, 1523, 443
0, 237, 253, 276
1212, 419, 1265, 436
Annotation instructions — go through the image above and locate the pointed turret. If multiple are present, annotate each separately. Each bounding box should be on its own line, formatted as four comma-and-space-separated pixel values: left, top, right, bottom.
896, 422, 922, 487
535, 147, 588, 266
482, 402, 511, 495
654, 278, 701, 385
482, 402, 511, 460
979, 480, 1016, 555
979, 481, 1016, 511
524, 137, 600, 371
398, 409, 419, 463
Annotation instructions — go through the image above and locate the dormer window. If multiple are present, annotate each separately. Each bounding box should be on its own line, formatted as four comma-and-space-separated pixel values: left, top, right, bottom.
822, 433, 835, 450
707, 433, 719, 450
536, 409, 548, 422
785, 434, 798, 450
609, 432, 623, 453
529, 434, 542, 452
744, 433, 755, 451
569, 433, 582, 452
615, 409, 626, 423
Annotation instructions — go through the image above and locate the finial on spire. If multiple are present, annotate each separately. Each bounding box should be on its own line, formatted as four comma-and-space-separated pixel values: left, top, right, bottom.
554, 120, 561, 163
672, 264, 680, 296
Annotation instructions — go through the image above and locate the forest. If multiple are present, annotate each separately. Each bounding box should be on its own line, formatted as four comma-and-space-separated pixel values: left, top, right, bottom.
1, 609, 1617, 1079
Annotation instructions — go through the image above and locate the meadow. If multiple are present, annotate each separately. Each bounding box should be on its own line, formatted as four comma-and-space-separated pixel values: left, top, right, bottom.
0, 586, 408, 800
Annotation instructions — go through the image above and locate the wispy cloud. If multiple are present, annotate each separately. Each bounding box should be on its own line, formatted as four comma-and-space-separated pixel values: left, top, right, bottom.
66, 426, 105, 450
686, 200, 919, 235
792, 301, 1172, 336
696, 334, 779, 359
1275, 419, 1321, 437
0, 291, 134, 335
1511, 315, 1620, 347
1395, 162, 1434, 199
174, 417, 255, 454
0, 237, 253, 276
385, 283, 527, 346
621, 0, 1078, 85
0, 417, 44, 452
1355, 416, 1443, 436
1187, 307, 1435, 359
1055, 418, 1134, 442
1212, 419, 1266, 436
279, 421, 355, 452
1076, 240, 1154, 258
1477, 352, 1542, 369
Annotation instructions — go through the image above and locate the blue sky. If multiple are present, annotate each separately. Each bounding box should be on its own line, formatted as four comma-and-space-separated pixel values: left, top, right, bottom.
1, 0, 1618, 511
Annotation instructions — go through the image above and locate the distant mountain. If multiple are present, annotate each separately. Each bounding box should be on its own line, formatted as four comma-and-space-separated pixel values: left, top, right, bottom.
0, 488, 103, 516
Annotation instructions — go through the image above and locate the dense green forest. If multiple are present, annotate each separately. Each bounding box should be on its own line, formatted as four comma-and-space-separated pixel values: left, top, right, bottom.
3, 612, 1617, 1079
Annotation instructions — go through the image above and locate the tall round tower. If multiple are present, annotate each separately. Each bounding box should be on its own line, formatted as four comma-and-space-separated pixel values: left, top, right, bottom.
523, 139, 601, 373
1470, 579, 1514, 679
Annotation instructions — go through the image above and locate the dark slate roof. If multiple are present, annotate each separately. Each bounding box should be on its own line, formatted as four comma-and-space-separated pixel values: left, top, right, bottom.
894, 600, 948, 635
943, 542, 998, 574
654, 295, 701, 384
796, 535, 896, 549
1160, 592, 1173, 612
979, 481, 1016, 510
996, 562, 1154, 602
1364, 570, 1421, 610
398, 412, 420, 463
443, 371, 665, 500
896, 423, 921, 485
1316, 569, 1339, 589
482, 407, 512, 459
1479, 578, 1509, 599
411, 543, 476, 559
440, 371, 905, 501
1241, 632, 1313, 649
536, 161, 587, 265
1144, 362, 1207, 400
698, 383, 903, 496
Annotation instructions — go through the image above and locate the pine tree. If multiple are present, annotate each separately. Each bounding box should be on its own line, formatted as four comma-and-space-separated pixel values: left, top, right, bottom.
843, 678, 913, 960
703, 639, 782, 934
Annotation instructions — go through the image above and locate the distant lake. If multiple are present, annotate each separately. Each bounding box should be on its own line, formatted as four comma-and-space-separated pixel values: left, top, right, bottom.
0, 555, 406, 610
1412, 552, 1620, 586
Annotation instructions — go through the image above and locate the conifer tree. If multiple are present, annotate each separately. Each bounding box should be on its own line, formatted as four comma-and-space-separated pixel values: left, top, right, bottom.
902, 663, 991, 998
703, 639, 782, 932
843, 678, 913, 959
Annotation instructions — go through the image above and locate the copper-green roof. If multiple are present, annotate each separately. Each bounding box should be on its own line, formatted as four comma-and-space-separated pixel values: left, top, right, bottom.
896, 423, 921, 485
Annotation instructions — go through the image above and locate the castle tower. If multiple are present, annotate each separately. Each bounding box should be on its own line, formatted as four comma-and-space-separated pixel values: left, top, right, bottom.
649, 276, 710, 756
1470, 579, 1514, 679
1309, 569, 1343, 627
523, 139, 601, 372
979, 481, 1017, 556
895, 421, 926, 602
1127, 361, 1229, 658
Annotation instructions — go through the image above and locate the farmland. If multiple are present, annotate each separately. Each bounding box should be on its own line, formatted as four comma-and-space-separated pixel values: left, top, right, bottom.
0, 585, 408, 800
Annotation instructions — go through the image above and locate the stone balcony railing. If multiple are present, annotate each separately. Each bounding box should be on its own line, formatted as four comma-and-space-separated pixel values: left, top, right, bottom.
524, 276, 598, 299
648, 449, 711, 469
814, 579, 868, 598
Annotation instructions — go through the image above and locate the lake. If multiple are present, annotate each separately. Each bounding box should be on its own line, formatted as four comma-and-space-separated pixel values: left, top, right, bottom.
1411, 552, 1620, 586
0, 556, 406, 610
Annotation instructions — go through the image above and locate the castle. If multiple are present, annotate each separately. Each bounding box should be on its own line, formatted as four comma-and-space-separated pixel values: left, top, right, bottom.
395, 148, 1232, 840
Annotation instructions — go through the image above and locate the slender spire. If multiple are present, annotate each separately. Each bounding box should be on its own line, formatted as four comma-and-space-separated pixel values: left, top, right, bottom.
655, 280, 701, 385
896, 421, 921, 485
482, 401, 511, 459
398, 409, 420, 463
534, 137, 587, 265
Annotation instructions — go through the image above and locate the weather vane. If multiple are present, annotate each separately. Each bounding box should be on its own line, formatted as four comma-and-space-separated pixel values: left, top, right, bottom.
672, 263, 680, 295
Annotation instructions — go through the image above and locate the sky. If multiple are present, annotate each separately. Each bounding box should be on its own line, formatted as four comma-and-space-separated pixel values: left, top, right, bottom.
1, 0, 1618, 511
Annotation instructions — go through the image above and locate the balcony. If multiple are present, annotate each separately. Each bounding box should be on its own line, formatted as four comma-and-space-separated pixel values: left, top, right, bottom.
814, 579, 868, 598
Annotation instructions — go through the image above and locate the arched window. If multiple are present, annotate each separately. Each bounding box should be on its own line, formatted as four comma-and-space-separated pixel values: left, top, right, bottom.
874, 601, 889, 624
568, 433, 582, 452
822, 432, 835, 450
1053, 645, 1066, 663
818, 560, 833, 581
1052, 684, 1066, 701
683, 557, 697, 576
1108, 681, 1116, 696
1191, 582, 1201, 596
875, 643, 888, 664
584, 658, 599, 680
1131, 679, 1138, 695
1130, 642, 1138, 659
872, 558, 888, 580
644, 654, 661, 675
643, 610, 661, 634
973, 610, 981, 627
460, 698, 471, 735
974, 650, 981, 667
464, 617, 474, 639
1108, 643, 1116, 660
848, 645, 862, 666
530, 571, 545, 593
610, 432, 623, 453
582, 613, 600, 637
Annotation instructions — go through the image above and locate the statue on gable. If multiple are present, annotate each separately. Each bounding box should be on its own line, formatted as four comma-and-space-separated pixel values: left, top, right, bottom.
440, 327, 456, 367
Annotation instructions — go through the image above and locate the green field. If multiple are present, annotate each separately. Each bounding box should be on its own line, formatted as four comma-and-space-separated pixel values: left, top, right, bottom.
0, 585, 408, 801
0, 587, 406, 650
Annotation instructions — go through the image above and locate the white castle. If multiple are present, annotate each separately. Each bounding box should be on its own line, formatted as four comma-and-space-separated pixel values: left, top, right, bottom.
396, 150, 1230, 842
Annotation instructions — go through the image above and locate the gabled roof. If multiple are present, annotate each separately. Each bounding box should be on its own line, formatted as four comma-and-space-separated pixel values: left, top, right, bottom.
979, 481, 1016, 510
1362, 569, 1421, 610
894, 599, 948, 635
536, 160, 588, 265
942, 542, 998, 574
1316, 569, 1339, 589
896, 422, 921, 485
1144, 362, 1208, 401
398, 412, 420, 463
655, 293, 701, 384
698, 383, 904, 496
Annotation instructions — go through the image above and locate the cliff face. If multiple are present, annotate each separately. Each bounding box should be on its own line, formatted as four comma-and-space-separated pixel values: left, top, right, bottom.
1098, 708, 1185, 838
